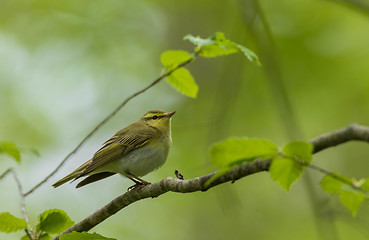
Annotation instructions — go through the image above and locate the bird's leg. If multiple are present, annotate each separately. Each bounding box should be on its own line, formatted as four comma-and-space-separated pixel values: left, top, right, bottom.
126, 173, 150, 191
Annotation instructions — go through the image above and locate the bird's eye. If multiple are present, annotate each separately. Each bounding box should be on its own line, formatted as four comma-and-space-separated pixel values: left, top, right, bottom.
152, 115, 158, 120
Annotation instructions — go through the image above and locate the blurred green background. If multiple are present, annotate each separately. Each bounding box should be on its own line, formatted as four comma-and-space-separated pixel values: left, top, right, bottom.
1, 0, 369, 239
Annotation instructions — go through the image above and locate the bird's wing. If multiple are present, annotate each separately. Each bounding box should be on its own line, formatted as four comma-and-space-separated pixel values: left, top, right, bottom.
78, 123, 157, 177
75, 172, 117, 188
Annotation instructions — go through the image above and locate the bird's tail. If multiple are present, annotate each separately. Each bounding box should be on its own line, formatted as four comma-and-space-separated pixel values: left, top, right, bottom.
52, 172, 80, 188
52, 160, 92, 188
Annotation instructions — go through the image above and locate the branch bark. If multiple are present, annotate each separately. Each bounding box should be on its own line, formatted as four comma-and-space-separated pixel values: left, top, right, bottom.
52, 123, 369, 239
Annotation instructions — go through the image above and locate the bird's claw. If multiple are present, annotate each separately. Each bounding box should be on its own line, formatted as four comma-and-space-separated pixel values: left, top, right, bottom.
127, 181, 151, 191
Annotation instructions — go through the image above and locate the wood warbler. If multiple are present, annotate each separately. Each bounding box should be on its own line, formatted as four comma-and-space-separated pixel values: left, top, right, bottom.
52, 110, 175, 189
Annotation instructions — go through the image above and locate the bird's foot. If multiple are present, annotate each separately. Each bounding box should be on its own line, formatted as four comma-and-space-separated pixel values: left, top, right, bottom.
127, 181, 151, 191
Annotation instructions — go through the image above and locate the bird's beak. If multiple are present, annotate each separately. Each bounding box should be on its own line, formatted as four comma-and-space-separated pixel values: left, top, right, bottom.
166, 111, 176, 118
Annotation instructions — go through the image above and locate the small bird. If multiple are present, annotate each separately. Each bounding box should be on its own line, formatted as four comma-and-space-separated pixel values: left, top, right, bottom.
52, 110, 175, 189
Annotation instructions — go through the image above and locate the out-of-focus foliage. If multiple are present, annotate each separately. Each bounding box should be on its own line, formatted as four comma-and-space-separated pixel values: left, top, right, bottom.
185, 32, 261, 64
60, 231, 116, 240
207, 137, 277, 186
321, 175, 369, 216
210, 137, 277, 167
0, 142, 21, 163
36, 209, 74, 235
1, 0, 369, 239
0, 212, 27, 233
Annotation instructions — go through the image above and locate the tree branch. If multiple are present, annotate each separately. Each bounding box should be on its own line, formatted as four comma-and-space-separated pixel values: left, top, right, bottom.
310, 123, 369, 153
52, 123, 369, 240
0, 168, 29, 223
24, 55, 195, 197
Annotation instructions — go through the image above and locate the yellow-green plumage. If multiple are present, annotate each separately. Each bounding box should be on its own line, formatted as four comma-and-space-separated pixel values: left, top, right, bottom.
52, 110, 175, 189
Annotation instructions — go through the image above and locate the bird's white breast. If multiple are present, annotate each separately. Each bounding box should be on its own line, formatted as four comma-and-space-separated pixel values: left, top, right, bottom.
102, 134, 171, 177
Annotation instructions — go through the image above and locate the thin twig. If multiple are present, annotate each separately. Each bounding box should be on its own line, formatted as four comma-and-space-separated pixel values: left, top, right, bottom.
0, 168, 13, 181
52, 123, 369, 239
11, 170, 28, 223
25, 229, 32, 240
0, 168, 29, 223
24, 55, 196, 196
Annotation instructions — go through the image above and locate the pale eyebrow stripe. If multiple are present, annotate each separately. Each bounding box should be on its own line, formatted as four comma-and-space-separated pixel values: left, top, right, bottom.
143, 113, 166, 121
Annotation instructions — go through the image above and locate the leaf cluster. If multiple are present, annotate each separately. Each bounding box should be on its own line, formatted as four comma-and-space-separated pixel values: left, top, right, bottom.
208, 138, 369, 216
161, 32, 260, 98
0, 209, 114, 240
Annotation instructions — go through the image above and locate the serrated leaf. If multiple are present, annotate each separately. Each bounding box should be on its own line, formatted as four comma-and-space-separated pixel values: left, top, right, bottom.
60, 231, 116, 240
339, 188, 365, 217
160, 50, 193, 71
198, 33, 239, 58
321, 175, 369, 216
320, 174, 345, 194
37, 209, 74, 234
234, 43, 261, 66
0, 142, 21, 163
183, 34, 217, 47
0, 212, 27, 233
269, 156, 303, 191
184, 32, 260, 65
166, 67, 198, 98
210, 137, 278, 167
320, 174, 353, 194
282, 141, 313, 164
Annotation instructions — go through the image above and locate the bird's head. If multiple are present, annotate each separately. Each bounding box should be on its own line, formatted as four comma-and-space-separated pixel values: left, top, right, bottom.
140, 110, 176, 131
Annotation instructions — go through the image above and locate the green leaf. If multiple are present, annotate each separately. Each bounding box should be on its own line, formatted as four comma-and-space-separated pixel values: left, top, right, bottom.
320, 174, 352, 194
166, 67, 198, 98
36, 209, 74, 234
269, 141, 313, 191
339, 187, 365, 216
0, 212, 27, 233
183, 34, 217, 48
269, 156, 303, 191
320, 175, 369, 216
161, 50, 193, 71
21, 235, 29, 240
60, 231, 116, 240
29, 148, 41, 157
210, 137, 278, 167
0, 141, 21, 163
198, 32, 239, 57
184, 32, 260, 65
234, 43, 261, 66
282, 141, 313, 164
359, 178, 369, 192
